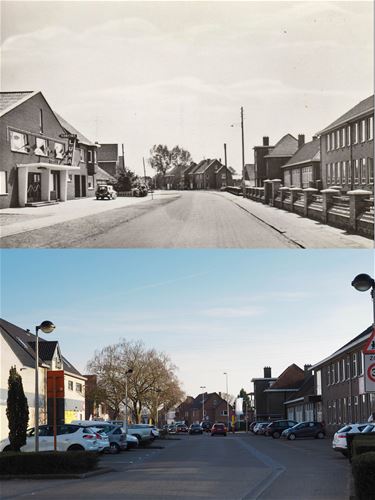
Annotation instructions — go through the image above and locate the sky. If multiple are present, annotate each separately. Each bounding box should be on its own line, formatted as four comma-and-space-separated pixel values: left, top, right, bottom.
1, 249, 374, 399
1, 0, 373, 175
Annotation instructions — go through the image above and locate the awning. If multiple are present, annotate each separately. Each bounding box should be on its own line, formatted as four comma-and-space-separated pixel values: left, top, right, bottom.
17, 163, 80, 171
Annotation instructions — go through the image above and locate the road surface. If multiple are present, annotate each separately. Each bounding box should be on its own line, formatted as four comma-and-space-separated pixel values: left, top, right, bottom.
0, 433, 350, 499
1, 191, 371, 248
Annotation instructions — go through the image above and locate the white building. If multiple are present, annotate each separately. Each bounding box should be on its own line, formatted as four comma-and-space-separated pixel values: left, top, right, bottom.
0, 318, 86, 440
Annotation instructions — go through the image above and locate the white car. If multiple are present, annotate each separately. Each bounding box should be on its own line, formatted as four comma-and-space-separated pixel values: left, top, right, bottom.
126, 433, 139, 449
90, 427, 110, 453
332, 423, 369, 455
0, 424, 99, 453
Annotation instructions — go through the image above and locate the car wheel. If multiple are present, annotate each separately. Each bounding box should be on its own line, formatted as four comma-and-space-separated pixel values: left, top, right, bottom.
272, 432, 280, 439
316, 432, 325, 439
109, 442, 120, 454
288, 433, 296, 441
134, 435, 142, 443
67, 444, 84, 451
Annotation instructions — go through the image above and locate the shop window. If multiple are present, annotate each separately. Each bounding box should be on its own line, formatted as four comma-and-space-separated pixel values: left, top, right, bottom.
35, 137, 48, 157
10, 130, 29, 153
55, 142, 65, 159
0, 171, 7, 195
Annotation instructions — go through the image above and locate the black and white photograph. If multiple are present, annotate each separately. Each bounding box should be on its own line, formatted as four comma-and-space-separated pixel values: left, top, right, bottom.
0, 1, 374, 499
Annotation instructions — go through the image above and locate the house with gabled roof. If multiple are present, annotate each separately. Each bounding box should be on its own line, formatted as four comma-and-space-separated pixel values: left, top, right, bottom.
0, 90, 99, 208
252, 364, 306, 421
264, 133, 300, 182
175, 392, 233, 425
283, 366, 321, 423
282, 137, 321, 189
310, 325, 375, 435
317, 95, 374, 192
0, 318, 86, 440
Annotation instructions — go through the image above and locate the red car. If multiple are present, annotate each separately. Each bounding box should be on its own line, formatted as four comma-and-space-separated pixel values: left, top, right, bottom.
176, 424, 188, 433
211, 423, 227, 436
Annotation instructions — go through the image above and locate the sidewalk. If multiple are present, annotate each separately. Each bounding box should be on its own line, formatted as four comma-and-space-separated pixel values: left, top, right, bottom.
0, 192, 171, 239
218, 192, 373, 249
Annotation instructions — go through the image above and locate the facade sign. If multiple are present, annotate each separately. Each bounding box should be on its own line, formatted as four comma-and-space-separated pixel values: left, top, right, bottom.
364, 354, 375, 392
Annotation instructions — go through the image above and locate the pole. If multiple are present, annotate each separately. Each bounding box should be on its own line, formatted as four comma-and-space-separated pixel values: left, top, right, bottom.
35, 326, 39, 452
53, 376, 57, 451
202, 393, 205, 421
125, 375, 128, 434
224, 373, 229, 430
142, 157, 147, 184
241, 107, 245, 195
224, 143, 228, 187
122, 143, 126, 172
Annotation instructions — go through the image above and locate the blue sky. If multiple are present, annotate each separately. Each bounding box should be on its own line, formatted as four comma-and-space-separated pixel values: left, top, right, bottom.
1, 249, 374, 398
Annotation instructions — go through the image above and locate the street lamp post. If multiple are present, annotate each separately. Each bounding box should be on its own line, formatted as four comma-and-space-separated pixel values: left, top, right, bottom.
351, 273, 375, 325
200, 386, 206, 422
124, 368, 133, 434
35, 320, 55, 452
223, 372, 229, 430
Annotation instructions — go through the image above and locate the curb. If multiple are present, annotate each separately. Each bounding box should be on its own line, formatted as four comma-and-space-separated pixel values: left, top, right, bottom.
0, 467, 115, 480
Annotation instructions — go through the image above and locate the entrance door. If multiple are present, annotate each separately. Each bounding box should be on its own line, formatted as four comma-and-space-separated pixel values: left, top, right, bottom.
81, 175, 86, 197
27, 173, 41, 203
51, 171, 60, 200
74, 175, 81, 197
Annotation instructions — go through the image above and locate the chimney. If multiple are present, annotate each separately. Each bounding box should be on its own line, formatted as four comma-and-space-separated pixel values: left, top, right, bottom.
264, 366, 272, 378
298, 134, 305, 148
312, 135, 318, 141
304, 364, 312, 378
263, 136, 269, 146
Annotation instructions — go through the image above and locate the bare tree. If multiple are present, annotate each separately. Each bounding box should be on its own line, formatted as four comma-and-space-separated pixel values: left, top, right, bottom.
86, 340, 184, 423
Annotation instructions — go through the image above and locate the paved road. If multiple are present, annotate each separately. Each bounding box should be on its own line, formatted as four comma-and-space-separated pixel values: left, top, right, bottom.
0, 433, 350, 500
2, 191, 370, 248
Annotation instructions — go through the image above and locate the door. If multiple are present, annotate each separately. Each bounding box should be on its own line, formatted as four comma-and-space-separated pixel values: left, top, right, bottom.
27, 173, 41, 203
81, 175, 86, 197
51, 171, 60, 200
74, 175, 81, 197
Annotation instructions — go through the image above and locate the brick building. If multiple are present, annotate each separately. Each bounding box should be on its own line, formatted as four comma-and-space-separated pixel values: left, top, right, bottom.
175, 392, 233, 425
282, 136, 321, 189
0, 91, 99, 208
311, 325, 375, 435
318, 95, 374, 192
264, 134, 300, 181
97, 144, 120, 178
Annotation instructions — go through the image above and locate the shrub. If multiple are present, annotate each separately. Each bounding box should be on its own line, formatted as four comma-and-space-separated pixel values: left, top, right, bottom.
352, 452, 375, 500
0, 451, 99, 475
6, 367, 29, 451
347, 433, 375, 462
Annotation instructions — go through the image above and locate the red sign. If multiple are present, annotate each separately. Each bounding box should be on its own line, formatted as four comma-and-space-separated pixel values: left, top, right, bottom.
47, 370, 65, 398
363, 328, 375, 354
367, 363, 375, 383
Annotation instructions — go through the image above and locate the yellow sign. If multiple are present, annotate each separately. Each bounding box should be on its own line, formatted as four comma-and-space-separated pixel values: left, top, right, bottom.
231, 415, 235, 424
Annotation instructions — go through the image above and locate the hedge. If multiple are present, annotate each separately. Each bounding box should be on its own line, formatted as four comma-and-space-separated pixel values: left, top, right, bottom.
347, 433, 375, 462
0, 451, 99, 475
352, 452, 375, 500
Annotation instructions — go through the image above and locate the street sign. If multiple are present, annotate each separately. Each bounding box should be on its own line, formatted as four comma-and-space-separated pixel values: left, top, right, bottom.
363, 328, 375, 354
364, 354, 375, 392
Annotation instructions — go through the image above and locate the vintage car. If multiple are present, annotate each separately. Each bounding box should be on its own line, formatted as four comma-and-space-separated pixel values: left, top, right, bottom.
96, 184, 117, 200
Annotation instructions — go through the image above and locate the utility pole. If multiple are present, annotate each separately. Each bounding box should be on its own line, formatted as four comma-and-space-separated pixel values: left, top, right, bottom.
241, 107, 245, 195
224, 143, 228, 187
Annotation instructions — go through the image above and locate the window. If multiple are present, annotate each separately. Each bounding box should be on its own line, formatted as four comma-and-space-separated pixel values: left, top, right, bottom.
341, 359, 345, 381
76, 383, 83, 393
326, 134, 331, 152
368, 157, 374, 183
316, 370, 322, 395
68, 381, 73, 390
339, 128, 344, 148
88, 150, 93, 162
336, 130, 340, 149
0, 171, 7, 195
346, 356, 351, 380
87, 175, 94, 189
80, 149, 85, 162
337, 361, 340, 383
39, 109, 43, 134
360, 120, 366, 143
334, 162, 338, 183
354, 159, 359, 183
327, 365, 331, 385
347, 161, 352, 183
35, 137, 48, 157
352, 353, 358, 378
352, 123, 358, 144
360, 159, 367, 184
68, 174, 73, 183
368, 116, 374, 140
10, 130, 28, 153
346, 126, 351, 146
94, 150, 97, 163
55, 142, 65, 159
358, 352, 363, 375
331, 132, 335, 150
221, 410, 228, 416
331, 364, 335, 384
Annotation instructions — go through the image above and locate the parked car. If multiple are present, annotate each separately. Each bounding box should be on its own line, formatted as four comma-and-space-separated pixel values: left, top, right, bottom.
200, 421, 213, 433
281, 421, 325, 440
253, 422, 269, 435
176, 424, 189, 433
127, 424, 154, 443
189, 424, 203, 435
132, 185, 148, 197
126, 434, 139, 449
0, 424, 99, 453
211, 423, 227, 436
265, 420, 297, 438
361, 424, 375, 433
332, 423, 369, 455
96, 184, 117, 200
90, 425, 127, 453
168, 425, 177, 434
249, 421, 258, 433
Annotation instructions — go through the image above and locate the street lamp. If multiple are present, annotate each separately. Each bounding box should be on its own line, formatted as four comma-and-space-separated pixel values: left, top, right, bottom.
200, 386, 206, 421
124, 368, 133, 434
35, 320, 55, 452
351, 273, 375, 325
223, 372, 229, 430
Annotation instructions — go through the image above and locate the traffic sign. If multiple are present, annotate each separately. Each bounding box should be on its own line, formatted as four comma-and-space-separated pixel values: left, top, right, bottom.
364, 354, 375, 392
363, 328, 375, 354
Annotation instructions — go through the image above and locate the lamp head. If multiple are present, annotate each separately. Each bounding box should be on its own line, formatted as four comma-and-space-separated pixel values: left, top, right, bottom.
351, 274, 375, 292
37, 321, 55, 334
